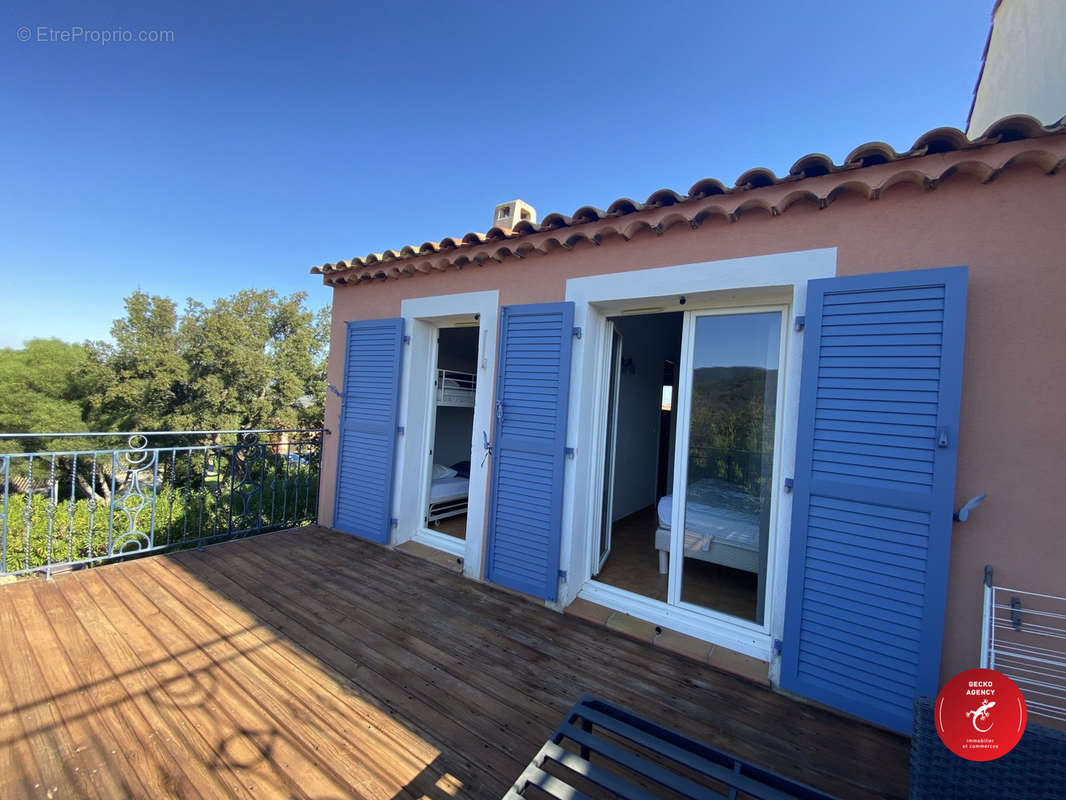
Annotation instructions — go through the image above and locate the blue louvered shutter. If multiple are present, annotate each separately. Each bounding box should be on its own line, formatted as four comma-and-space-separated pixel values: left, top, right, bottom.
485, 302, 574, 600
780, 266, 968, 734
333, 318, 405, 544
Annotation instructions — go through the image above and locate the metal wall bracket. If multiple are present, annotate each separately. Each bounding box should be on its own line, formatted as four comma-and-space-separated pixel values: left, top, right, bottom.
564, 447, 575, 458
783, 477, 794, 493
403, 335, 411, 344
558, 569, 567, 580
390, 518, 398, 528
573, 327, 582, 339
794, 315, 805, 332
954, 493, 987, 522
397, 426, 405, 435
773, 638, 783, 655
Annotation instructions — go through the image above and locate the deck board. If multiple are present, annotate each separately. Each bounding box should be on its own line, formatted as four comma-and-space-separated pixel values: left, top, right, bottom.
0, 527, 910, 799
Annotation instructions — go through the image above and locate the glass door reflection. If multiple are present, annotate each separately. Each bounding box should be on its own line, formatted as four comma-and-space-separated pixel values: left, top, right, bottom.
677, 311, 781, 624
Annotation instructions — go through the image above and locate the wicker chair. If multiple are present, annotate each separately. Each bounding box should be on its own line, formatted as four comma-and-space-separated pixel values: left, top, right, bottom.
910, 696, 1066, 799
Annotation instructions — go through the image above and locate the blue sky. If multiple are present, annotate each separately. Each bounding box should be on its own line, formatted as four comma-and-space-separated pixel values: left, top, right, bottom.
0, 1, 992, 349
694, 313, 781, 370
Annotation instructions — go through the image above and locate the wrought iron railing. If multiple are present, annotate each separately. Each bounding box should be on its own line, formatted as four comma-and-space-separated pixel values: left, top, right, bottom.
687, 444, 773, 497
0, 428, 323, 577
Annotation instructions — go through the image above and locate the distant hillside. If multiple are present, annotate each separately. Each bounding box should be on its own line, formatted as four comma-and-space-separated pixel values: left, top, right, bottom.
692, 366, 778, 412
688, 365, 779, 491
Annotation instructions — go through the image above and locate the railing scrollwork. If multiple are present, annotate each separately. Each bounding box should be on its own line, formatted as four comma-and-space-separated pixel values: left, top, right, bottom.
0, 428, 323, 577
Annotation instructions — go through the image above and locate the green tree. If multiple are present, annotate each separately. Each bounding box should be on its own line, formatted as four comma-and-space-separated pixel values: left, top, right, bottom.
82, 291, 188, 431
84, 288, 328, 433
178, 289, 328, 430
0, 339, 108, 497
0, 339, 92, 453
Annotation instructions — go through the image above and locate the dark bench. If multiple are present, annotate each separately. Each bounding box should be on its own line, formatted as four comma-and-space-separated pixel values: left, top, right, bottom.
910, 696, 1066, 800
504, 695, 839, 799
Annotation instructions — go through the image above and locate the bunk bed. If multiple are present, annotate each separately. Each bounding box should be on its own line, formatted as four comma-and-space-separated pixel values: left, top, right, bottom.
436, 369, 476, 407
427, 468, 470, 525
427, 368, 477, 526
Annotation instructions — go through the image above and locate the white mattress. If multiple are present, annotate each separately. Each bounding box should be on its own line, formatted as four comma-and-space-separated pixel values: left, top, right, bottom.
656, 478, 761, 552
430, 475, 469, 502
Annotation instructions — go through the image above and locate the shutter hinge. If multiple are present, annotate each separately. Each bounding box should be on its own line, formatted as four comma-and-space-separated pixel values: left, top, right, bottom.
773, 638, 783, 655
397, 426, 405, 435
564, 447, 575, 459
390, 518, 398, 528
573, 326, 582, 339
327, 384, 343, 399
794, 315, 805, 332
558, 569, 567, 580
783, 477, 794, 493
403, 335, 411, 344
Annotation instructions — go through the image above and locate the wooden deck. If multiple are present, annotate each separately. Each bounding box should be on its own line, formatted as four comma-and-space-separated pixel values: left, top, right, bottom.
0, 526, 909, 799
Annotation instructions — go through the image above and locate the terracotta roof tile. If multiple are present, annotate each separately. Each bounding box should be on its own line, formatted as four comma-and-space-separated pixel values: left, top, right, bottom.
686, 178, 729, 197
843, 141, 902, 168
310, 114, 1066, 282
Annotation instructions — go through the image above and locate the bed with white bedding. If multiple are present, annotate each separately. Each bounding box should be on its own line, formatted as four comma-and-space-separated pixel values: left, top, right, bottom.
427, 471, 470, 524
654, 477, 763, 574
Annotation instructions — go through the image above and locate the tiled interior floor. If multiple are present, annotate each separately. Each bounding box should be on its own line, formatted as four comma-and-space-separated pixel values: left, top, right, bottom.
594, 506, 757, 621
430, 511, 467, 538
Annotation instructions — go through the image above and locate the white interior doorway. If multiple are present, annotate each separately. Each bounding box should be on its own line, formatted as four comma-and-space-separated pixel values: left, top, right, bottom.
394, 290, 500, 579
564, 249, 837, 663
591, 312, 683, 596
586, 303, 788, 653
419, 324, 480, 545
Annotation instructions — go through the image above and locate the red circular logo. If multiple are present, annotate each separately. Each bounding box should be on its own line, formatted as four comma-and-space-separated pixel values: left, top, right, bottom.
935, 668, 1027, 761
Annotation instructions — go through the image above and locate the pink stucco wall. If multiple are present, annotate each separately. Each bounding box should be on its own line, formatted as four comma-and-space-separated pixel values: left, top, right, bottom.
316, 138, 1066, 685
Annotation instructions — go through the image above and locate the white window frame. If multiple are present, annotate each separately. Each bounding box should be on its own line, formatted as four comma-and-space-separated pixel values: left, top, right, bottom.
667, 304, 790, 622
560, 248, 836, 674
395, 290, 499, 578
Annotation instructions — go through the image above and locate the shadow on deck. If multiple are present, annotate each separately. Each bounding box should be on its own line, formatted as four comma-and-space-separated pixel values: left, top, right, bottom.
0, 526, 908, 799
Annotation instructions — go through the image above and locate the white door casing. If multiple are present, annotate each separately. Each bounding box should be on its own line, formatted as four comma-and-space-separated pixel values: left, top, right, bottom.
562, 248, 837, 674
395, 290, 500, 578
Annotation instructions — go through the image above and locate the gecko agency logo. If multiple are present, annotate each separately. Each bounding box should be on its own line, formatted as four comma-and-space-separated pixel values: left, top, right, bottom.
935, 668, 1027, 761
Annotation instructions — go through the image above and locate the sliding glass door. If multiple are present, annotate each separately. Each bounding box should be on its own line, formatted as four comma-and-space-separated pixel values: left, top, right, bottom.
595, 324, 623, 573
669, 308, 785, 627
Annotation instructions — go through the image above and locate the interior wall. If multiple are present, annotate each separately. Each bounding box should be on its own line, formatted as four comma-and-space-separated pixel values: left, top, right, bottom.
437, 326, 479, 372
431, 325, 479, 469
666, 364, 679, 497
609, 313, 683, 520
433, 406, 474, 467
